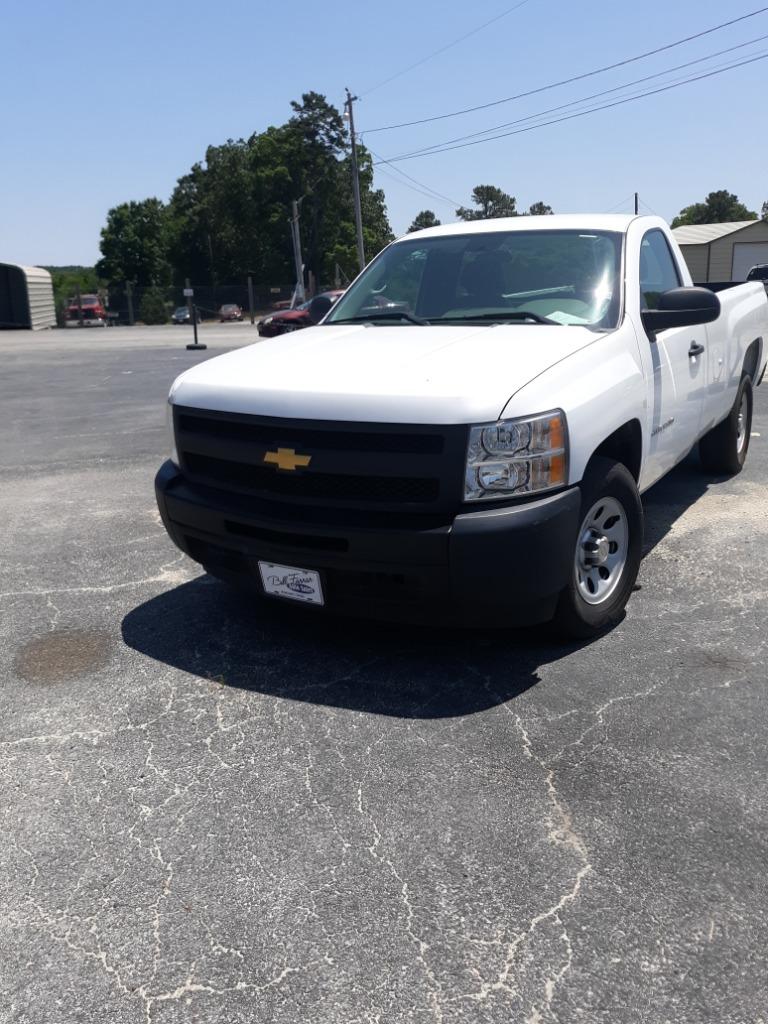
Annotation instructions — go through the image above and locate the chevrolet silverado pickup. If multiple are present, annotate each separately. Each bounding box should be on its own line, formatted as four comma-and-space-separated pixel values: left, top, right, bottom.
156, 215, 767, 636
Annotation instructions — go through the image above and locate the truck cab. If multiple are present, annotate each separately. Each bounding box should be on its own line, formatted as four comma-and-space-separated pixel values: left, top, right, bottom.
64, 293, 107, 327
156, 215, 767, 637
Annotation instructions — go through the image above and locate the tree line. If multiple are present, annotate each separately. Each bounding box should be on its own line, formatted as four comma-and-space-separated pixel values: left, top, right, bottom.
409, 189, 767, 234
670, 190, 763, 228
96, 93, 393, 291
93, 93, 766, 297
408, 186, 554, 232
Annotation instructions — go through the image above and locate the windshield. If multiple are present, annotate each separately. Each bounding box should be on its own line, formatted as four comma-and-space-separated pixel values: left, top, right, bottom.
326, 229, 623, 329
174, 307, 188, 315
221, 304, 238, 311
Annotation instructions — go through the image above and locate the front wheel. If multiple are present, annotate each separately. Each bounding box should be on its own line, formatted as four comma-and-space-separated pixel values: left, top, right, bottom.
552, 458, 643, 639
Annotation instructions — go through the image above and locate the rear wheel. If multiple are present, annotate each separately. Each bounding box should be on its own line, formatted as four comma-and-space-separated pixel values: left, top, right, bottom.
699, 375, 752, 475
552, 457, 643, 639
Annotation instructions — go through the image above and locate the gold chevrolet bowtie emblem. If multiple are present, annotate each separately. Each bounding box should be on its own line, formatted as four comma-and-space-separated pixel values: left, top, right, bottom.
263, 447, 312, 472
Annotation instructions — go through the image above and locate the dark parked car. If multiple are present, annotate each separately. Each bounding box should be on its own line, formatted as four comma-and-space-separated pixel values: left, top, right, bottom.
219, 303, 243, 322
171, 306, 200, 324
257, 290, 345, 337
746, 264, 768, 288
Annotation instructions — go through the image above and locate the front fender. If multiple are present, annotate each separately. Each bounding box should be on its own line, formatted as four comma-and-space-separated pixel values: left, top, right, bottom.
499, 328, 646, 485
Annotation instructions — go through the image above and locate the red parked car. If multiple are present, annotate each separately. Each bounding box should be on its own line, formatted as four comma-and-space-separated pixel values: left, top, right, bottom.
65, 294, 107, 327
218, 303, 243, 322
257, 290, 344, 337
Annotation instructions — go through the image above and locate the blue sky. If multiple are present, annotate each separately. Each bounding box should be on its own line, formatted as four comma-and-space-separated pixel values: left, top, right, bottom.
2, 0, 767, 266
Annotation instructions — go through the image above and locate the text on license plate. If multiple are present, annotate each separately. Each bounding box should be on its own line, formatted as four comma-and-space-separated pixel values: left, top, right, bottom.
258, 562, 324, 605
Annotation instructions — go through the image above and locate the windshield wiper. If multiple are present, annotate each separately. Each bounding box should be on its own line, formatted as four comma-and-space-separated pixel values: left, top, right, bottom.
331, 311, 429, 326
437, 311, 559, 325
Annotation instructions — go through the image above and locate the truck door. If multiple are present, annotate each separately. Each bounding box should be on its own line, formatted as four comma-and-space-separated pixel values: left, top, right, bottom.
640, 229, 707, 477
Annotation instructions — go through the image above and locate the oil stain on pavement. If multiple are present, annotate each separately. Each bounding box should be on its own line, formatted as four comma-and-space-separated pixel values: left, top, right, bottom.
14, 629, 113, 683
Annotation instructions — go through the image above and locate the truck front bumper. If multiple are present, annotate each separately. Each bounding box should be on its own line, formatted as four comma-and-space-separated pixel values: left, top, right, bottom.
155, 460, 581, 627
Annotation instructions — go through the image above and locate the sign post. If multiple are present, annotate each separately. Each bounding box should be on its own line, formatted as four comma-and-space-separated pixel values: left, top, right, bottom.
247, 274, 255, 325
184, 280, 206, 351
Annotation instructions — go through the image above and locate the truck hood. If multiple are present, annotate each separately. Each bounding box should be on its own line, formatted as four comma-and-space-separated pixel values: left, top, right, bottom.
171, 322, 600, 424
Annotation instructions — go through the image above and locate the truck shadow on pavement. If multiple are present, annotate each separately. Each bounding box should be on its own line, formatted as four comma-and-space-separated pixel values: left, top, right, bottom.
121, 581, 585, 719
122, 454, 722, 719
640, 450, 725, 557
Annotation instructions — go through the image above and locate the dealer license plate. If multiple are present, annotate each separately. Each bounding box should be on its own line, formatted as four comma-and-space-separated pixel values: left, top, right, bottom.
258, 561, 324, 606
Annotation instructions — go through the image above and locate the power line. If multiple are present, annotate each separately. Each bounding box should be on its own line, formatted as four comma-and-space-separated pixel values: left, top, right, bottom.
374, 165, 459, 209
375, 49, 768, 164
604, 195, 636, 214
360, 0, 535, 97
384, 35, 768, 159
362, 5, 768, 133
639, 198, 663, 217
368, 148, 462, 207
388, 32, 768, 156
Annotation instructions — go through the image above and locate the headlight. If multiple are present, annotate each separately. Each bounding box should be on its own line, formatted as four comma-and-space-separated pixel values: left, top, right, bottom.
262, 316, 273, 326
464, 411, 567, 501
166, 399, 179, 466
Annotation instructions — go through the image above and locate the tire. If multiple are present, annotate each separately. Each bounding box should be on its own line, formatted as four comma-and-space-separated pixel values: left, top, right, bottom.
699, 375, 752, 475
552, 457, 643, 639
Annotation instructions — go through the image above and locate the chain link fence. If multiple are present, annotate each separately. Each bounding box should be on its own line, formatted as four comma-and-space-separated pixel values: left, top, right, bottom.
103, 282, 300, 325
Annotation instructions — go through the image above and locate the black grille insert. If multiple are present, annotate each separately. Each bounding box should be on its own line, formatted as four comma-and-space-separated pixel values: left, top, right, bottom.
184, 452, 439, 504
178, 413, 444, 454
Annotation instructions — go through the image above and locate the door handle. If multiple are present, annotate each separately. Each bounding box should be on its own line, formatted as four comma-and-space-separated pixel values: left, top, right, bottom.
688, 342, 705, 357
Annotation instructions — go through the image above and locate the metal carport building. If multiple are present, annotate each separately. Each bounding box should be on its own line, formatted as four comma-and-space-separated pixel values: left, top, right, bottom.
673, 220, 768, 283
0, 262, 56, 329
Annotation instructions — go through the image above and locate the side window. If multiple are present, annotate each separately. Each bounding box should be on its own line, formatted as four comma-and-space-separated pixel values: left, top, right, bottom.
639, 230, 681, 310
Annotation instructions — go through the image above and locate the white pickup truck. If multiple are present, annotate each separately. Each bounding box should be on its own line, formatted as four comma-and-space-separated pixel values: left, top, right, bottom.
156, 215, 767, 636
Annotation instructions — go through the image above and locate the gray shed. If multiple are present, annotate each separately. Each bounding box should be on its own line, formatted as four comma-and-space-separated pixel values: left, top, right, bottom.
673, 220, 768, 282
0, 262, 56, 330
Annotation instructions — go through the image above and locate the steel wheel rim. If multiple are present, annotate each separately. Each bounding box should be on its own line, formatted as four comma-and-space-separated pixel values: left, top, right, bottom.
575, 496, 629, 606
736, 393, 748, 454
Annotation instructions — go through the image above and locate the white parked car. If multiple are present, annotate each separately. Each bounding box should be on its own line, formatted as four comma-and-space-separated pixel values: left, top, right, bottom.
156, 215, 767, 637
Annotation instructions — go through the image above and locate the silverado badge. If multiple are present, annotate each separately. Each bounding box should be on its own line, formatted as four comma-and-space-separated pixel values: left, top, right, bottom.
263, 447, 312, 472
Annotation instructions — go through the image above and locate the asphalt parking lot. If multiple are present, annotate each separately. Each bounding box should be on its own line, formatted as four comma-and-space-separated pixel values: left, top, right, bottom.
1, 324, 767, 1024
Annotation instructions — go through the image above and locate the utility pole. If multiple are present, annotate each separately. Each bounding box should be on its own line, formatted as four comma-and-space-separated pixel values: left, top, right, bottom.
290, 199, 306, 306
125, 281, 134, 326
344, 88, 366, 272
634, 192, 639, 215
207, 232, 217, 312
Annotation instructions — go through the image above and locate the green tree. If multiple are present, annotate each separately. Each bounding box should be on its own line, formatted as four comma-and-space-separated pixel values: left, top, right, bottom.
761, 201, 768, 222
457, 185, 517, 220
528, 201, 554, 216
96, 199, 171, 286
408, 210, 441, 232
334, 143, 394, 277
100, 93, 393, 292
44, 265, 102, 323
138, 286, 169, 325
671, 190, 757, 228
164, 93, 393, 288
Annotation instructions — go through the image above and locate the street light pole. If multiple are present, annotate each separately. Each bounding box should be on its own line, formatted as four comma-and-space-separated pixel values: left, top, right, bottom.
344, 88, 366, 273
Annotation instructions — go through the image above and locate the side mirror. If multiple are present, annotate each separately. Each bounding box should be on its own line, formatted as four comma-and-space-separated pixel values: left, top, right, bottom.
641, 286, 720, 334
308, 295, 332, 324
